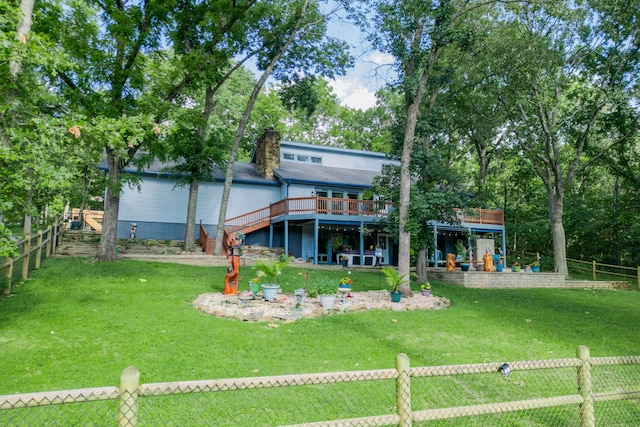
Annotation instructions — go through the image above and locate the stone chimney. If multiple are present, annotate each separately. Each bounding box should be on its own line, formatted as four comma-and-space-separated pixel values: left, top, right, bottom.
255, 128, 281, 178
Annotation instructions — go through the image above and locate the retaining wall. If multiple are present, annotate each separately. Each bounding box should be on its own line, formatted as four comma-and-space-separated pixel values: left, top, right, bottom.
428, 269, 629, 290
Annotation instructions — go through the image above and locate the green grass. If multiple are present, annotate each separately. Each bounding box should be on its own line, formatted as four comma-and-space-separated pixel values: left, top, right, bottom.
1, 257, 639, 398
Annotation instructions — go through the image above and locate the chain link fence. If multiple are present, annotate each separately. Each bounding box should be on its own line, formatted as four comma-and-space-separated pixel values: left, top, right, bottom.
1, 346, 638, 426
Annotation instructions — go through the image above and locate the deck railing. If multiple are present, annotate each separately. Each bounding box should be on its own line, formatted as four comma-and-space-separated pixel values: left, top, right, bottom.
225, 198, 503, 235
459, 207, 504, 225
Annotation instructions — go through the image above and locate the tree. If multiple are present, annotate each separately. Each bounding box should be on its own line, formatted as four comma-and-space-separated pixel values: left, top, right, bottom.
39, 0, 175, 260
213, 0, 352, 255
495, 2, 639, 275
362, 0, 489, 294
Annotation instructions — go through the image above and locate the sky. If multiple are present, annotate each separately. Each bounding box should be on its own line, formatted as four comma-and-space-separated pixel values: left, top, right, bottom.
324, 11, 396, 111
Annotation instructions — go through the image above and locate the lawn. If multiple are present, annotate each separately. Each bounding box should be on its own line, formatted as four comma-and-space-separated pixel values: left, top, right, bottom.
1, 257, 639, 396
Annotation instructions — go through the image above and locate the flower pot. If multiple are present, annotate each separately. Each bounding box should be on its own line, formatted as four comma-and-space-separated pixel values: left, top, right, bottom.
512, 265, 521, 272
319, 294, 336, 309
460, 263, 470, 272
496, 263, 503, 272
341, 259, 348, 268
476, 262, 484, 271
261, 284, 280, 301
390, 291, 402, 303
531, 265, 540, 273
421, 289, 431, 297
250, 282, 261, 296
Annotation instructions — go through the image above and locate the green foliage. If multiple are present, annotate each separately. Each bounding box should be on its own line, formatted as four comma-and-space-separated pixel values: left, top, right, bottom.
1, 258, 639, 399
252, 258, 289, 284
381, 267, 407, 292
312, 276, 338, 296
0, 222, 18, 258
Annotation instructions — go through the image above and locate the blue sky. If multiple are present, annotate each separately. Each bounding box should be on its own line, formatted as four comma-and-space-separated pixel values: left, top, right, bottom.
324, 7, 396, 110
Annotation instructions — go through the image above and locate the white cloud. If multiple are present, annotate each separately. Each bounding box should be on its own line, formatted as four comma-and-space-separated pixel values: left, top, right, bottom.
330, 77, 377, 111
368, 51, 395, 66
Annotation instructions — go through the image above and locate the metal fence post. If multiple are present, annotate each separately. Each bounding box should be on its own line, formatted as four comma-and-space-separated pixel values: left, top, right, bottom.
576, 345, 595, 427
396, 353, 411, 427
119, 366, 140, 427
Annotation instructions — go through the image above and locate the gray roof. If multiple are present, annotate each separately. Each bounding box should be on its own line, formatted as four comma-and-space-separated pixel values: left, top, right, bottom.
100, 154, 278, 185
274, 162, 378, 188
101, 152, 378, 188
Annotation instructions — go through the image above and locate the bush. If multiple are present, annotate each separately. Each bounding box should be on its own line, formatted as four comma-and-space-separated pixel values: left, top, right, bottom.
312, 276, 338, 295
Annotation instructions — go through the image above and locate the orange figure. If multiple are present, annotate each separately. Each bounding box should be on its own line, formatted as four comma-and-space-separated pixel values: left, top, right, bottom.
223, 232, 242, 295
446, 253, 456, 271
483, 249, 495, 272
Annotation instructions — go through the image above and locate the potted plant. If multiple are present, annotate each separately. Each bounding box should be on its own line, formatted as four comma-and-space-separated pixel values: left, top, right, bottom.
252, 258, 289, 301
249, 277, 261, 296
340, 255, 349, 268
512, 262, 521, 273
339, 276, 352, 289
421, 282, 431, 296
381, 267, 407, 302
531, 261, 540, 273
314, 276, 338, 309
455, 240, 470, 271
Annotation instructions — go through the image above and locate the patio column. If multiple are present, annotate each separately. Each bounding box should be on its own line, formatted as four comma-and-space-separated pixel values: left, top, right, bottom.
433, 226, 438, 269
314, 219, 319, 264
284, 219, 289, 258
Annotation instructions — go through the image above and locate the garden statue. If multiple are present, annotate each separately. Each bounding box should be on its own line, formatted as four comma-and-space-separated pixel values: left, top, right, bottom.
483, 249, 495, 272
223, 232, 242, 295
446, 253, 456, 271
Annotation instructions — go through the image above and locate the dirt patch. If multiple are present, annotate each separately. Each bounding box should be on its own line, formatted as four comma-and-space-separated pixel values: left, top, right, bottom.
193, 290, 450, 322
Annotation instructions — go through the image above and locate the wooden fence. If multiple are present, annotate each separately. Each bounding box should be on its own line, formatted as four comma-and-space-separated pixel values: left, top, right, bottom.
567, 257, 640, 286
1, 346, 638, 426
507, 250, 639, 289
1, 220, 63, 296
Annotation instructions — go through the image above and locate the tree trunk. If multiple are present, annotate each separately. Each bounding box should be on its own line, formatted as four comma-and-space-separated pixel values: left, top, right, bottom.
398, 98, 419, 296
98, 151, 121, 261
214, 0, 312, 255
415, 248, 428, 283
10, 0, 35, 77
548, 193, 568, 276
183, 180, 198, 251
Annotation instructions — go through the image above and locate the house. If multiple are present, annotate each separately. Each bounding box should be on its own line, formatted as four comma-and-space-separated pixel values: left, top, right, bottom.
114, 129, 506, 266
115, 129, 398, 265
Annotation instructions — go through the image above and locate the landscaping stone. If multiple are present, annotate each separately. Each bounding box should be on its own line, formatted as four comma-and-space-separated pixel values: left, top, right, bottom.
193, 290, 451, 322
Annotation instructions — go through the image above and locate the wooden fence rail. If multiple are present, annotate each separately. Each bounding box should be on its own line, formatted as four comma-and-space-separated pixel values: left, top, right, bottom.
567, 257, 640, 285
507, 250, 639, 289
1, 219, 63, 296
1, 346, 638, 426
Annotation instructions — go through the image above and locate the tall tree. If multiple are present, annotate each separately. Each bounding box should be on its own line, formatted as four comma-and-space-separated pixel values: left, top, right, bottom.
363, 0, 489, 294
496, 2, 639, 275
213, 0, 352, 255
40, 0, 174, 260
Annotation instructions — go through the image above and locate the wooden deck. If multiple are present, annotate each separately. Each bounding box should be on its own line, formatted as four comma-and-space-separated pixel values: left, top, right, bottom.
224, 197, 504, 234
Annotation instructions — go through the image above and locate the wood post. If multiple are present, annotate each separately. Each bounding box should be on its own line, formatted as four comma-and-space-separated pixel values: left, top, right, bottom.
396, 353, 411, 427
35, 233, 43, 269
21, 235, 30, 280
592, 261, 596, 281
45, 226, 52, 258
2, 259, 13, 296
576, 345, 594, 427
119, 366, 140, 427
